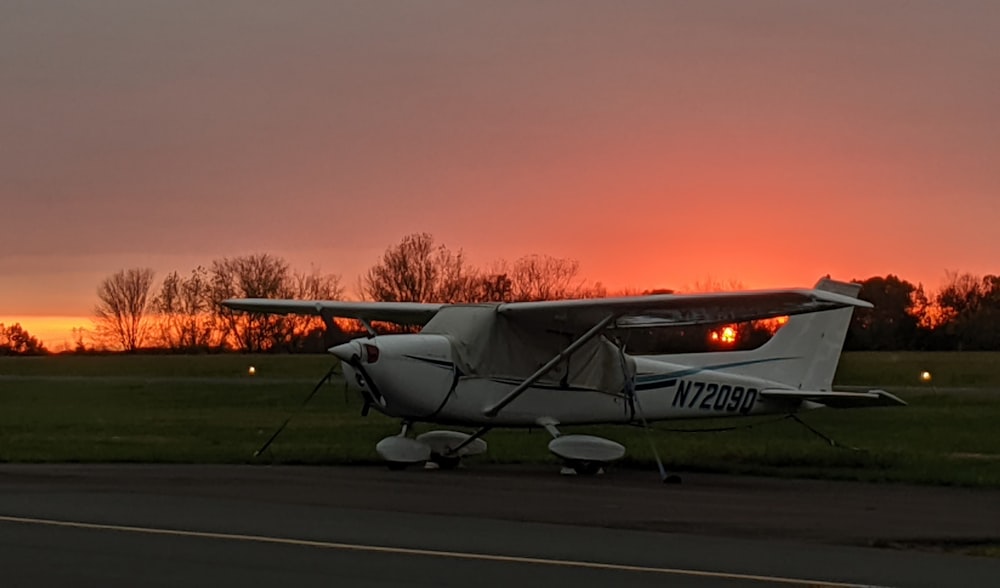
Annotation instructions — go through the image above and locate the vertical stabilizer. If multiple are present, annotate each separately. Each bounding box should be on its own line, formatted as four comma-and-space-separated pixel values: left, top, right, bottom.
759, 278, 860, 390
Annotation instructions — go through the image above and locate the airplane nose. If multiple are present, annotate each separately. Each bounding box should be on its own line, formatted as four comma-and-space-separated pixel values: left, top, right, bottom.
329, 340, 361, 363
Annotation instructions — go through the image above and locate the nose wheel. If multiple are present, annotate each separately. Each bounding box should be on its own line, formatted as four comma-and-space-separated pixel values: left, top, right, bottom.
377, 422, 431, 470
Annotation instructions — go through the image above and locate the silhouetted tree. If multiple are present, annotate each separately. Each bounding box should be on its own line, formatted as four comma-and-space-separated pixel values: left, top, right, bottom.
207, 255, 343, 351
935, 272, 1000, 350
70, 327, 92, 353
152, 267, 217, 351
360, 233, 475, 302
0, 323, 47, 355
287, 265, 347, 351
847, 275, 924, 350
209, 254, 293, 352
495, 254, 605, 302
468, 272, 515, 302
94, 267, 155, 351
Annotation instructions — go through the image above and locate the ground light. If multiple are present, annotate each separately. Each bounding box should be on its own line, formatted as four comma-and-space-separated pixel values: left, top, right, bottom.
248, 366, 256, 376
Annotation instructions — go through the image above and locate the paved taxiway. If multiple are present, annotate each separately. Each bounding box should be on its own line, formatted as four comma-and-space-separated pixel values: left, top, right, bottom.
1, 464, 998, 587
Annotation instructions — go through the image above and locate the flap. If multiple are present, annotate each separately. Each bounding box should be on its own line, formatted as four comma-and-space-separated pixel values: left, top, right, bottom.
760, 388, 906, 408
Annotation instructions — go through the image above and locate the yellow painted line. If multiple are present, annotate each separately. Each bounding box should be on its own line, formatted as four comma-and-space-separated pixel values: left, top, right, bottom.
0, 514, 870, 587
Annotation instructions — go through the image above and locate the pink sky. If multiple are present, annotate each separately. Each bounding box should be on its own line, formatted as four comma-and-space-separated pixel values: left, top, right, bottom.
3, 1, 999, 348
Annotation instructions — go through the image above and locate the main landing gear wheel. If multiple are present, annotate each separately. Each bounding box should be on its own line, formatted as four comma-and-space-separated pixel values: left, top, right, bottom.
548, 434, 625, 477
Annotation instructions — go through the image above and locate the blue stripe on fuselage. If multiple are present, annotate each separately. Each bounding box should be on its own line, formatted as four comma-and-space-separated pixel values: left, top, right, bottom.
634, 356, 800, 388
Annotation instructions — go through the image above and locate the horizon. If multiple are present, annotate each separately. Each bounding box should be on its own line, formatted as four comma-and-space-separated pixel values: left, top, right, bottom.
1, 261, 985, 351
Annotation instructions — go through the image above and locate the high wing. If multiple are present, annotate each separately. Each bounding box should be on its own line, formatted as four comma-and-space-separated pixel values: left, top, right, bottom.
224, 285, 871, 331
221, 299, 444, 326
760, 389, 907, 408
496, 287, 872, 332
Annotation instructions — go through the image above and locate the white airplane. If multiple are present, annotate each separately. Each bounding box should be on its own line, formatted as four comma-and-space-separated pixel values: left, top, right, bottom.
223, 277, 903, 478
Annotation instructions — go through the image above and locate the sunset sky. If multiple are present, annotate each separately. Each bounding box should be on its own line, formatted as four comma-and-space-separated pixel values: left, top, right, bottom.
3, 1, 999, 349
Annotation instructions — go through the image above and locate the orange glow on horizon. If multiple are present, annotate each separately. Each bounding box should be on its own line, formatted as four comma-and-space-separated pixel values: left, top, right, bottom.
0, 316, 91, 352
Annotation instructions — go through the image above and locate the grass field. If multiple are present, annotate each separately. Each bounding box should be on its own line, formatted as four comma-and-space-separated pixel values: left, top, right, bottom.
1, 352, 999, 486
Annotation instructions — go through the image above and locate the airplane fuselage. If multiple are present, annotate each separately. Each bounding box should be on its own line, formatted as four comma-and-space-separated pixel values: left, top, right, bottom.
335, 334, 802, 427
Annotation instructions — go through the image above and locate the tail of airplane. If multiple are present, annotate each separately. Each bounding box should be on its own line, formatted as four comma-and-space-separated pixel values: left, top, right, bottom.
644, 278, 861, 391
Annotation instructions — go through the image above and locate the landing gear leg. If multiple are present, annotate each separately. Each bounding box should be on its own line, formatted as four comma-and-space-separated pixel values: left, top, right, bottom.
423, 427, 491, 470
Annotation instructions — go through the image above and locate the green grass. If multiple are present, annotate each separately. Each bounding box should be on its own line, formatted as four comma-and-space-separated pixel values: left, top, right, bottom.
1, 352, 999, 486
835, 351, 1000, 388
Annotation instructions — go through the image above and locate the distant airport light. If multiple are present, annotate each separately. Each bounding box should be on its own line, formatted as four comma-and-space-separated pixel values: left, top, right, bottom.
248, 366, 257, 376
920, 371, 932, 382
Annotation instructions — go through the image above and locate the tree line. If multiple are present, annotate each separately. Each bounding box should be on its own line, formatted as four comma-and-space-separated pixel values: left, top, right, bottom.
76, 233, 604, 353
4, 233, 997, 354
847, 273, 1000, 351
0, 323, 47, 356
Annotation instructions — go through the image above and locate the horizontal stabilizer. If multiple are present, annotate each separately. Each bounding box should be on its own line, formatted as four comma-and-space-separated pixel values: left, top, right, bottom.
760, 389, 907, 408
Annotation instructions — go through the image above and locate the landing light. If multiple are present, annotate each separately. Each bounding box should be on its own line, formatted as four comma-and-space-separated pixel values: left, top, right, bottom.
248, 366, 256, 376
920, 371, 932, 382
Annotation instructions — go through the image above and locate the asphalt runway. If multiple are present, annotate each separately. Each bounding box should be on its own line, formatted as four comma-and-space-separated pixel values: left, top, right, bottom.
1, 464, 999, 587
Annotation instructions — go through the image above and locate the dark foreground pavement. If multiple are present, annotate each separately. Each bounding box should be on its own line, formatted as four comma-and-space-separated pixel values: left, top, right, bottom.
1, 464, 998, 587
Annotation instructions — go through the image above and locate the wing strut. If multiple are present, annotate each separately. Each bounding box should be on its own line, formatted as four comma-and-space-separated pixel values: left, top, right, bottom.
483, 314, 616, 417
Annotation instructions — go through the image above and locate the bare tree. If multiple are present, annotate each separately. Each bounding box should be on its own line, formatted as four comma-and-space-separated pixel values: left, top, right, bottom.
503, 254, 604, 301
209, 254, 293, 352
287, 265, 347, 348
467, 271, 514, 302
152, 266, 217, 351
291, 265, 344, 300
681, 277, 746, 294
360, 233, 475, 302
94, 267, 155, 351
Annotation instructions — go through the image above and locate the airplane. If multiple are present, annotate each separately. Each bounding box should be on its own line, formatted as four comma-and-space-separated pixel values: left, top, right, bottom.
223, 277, 904, 480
